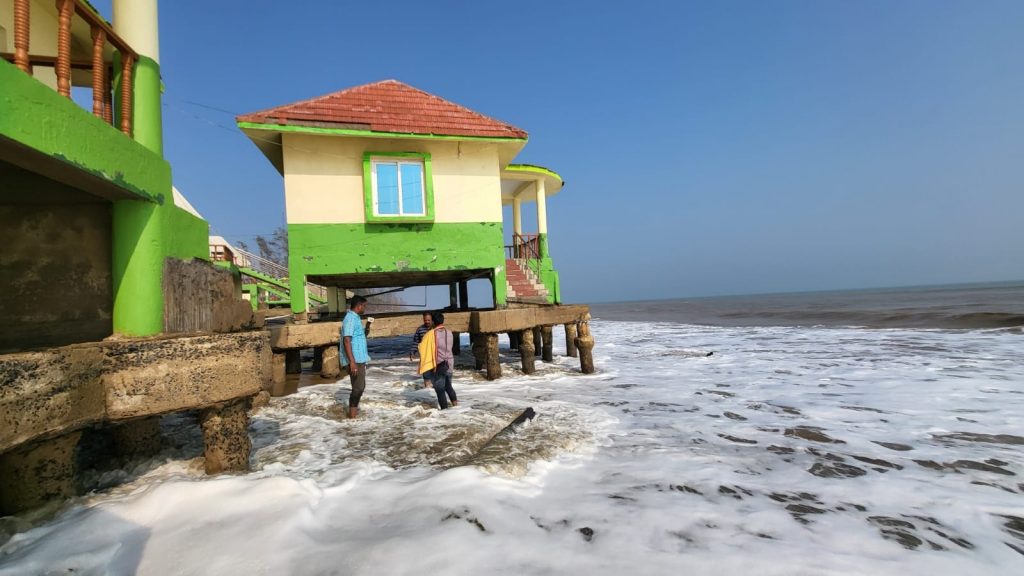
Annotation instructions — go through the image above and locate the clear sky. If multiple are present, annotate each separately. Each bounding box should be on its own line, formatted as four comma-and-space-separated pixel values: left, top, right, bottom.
96, 0, 1023, 303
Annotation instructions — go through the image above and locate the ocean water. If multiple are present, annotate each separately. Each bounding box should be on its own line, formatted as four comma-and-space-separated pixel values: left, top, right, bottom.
1, 285, 1023, 575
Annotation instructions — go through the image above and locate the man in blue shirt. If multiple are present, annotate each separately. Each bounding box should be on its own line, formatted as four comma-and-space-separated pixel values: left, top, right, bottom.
340, 295, 371, 418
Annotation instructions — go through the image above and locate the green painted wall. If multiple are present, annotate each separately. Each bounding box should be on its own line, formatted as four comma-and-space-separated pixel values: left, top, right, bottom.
287, 222, 507, 312
0, 59, 170, 203
2, 60, 209, 337
163, 204, 209, 261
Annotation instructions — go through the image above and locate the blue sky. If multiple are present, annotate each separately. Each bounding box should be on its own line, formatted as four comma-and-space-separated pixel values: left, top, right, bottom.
96, 0, 1023, 302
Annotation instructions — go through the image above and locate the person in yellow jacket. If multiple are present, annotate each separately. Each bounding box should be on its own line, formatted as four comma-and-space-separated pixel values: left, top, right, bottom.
411, 312, 434, 389
423, 312, 458, 409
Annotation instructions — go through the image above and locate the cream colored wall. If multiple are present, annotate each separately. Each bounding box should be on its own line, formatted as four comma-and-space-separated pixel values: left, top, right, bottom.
0, 0, 64, 89
282, 133, 504, 225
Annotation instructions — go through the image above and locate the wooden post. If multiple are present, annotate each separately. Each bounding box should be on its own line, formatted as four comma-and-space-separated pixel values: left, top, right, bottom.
90, 26, 106, 118
119, 53, 134, 135
56, 0, 74, 97
13, 0, 30, 74
564, 323, 578, 357
575, 319, 595, 374
471, 333, 486, 370
519, 329, 536, 374
485, 333, 501, 380
541, 325, 554, 362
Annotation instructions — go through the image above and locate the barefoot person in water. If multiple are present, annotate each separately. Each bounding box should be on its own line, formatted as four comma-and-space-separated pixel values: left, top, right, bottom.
340, 295, 371, 418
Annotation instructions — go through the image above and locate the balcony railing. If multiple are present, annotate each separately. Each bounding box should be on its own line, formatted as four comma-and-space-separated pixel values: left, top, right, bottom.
1, 0, 138, 135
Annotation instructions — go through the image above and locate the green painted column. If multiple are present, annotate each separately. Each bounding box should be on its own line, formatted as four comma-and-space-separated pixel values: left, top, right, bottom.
110, 0, 167, 336
112, 200, 165, 335
132, 55, 163, 156
289, 260, 308, 314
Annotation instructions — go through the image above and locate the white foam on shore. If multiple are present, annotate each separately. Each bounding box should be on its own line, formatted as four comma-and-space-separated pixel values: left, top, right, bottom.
2, 322, 1023, 575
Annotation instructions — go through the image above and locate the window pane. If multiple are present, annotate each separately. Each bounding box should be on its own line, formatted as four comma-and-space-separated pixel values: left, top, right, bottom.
375, 162, 399, 215
400, 163, 424, 215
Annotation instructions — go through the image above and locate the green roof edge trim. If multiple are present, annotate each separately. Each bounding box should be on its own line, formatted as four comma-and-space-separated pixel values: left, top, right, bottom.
505, 163, 563, 183
237, 121, 528, 144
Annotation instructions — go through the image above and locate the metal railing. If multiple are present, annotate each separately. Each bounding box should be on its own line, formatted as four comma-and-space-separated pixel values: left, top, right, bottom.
2, 0, 139, 135
232, 247, 328, 302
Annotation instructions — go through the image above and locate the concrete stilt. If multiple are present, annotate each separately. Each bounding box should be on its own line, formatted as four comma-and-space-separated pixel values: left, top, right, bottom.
532, 326, 543, 360
575, 320, 595, 374
485, 333, 501, 380
113, 416, 162, 458
0, 431, 82, 514
312, 346, 325, 372
519, 329, 536, 374
199, 397, 251, 475
541, 325, 554, 362
509, 331, 520, 351
271, 352, 287, 396
565, 323, 578, 357
452, 332, 461, 356
285, 350, 302, 374
320, 346, 340, 379
472, 333, 486, 370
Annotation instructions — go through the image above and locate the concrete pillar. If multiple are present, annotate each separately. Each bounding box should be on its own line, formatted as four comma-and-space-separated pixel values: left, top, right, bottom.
564, 323, 578, 357
541, 325, 554, 362
536, 178, 548, 258
508, 331, 520, 351
575, 320, 595, 374
271, 352, 287, 396
285, 350, 302, 374
519, 329, 536, 374
512, 197, 523, 236
113, 416, 162, 458
321, 346, 340, 379
112, 201, 164, 337
449, 283, 458, 309
452, 332, 461, 356
312, 346, 325, 371
326, 287, 342, 314
0, 431, 82, 514
113, 0, 162, 156
533, 326, 543, 358
471, 333, 486, 370
485, 333, 501, 380
459, 280, 469, 309
199, 398, 251, 475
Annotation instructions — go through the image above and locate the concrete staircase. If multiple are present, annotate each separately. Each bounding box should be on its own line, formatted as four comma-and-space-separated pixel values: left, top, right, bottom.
505, 259, 548, 303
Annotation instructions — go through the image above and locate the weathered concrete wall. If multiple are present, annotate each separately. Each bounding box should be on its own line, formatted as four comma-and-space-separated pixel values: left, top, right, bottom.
0, 200, 113, 352
0, 346, 106, 453
163, 258, 259, 334
0, 331, 272, 455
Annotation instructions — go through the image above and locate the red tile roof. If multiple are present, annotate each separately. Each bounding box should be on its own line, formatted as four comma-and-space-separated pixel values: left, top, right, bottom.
236, 80, 528, 140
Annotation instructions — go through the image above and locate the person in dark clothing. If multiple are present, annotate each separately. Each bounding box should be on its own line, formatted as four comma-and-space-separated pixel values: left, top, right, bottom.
411, 312, 434, 388
430, 311, 458, 409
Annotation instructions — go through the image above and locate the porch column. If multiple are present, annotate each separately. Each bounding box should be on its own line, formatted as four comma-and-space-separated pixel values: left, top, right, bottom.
113, 0, 162, 155
512, 197, 523, 236
535, 178, 548, 257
